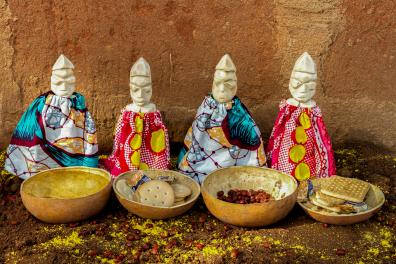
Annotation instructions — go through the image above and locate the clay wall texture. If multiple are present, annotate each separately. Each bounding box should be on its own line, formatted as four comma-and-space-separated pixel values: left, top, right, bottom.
0, 0, 395, 152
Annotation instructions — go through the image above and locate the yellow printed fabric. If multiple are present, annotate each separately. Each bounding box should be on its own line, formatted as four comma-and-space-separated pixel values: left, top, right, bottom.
53, 138, 84, 154
130, 134, 142, 150
150, 129, 166, 153
139, 162, 149, 170
69, 109, 85, 128
104, 109, 170, 177
257, 140, 267, 166
131, 151, 141, 167
295, 126, 308, 144
295, 162, 310, 181
135, 114, 144, 133
289, 144, 306, 163
207, 127, 232, 148
298, 112, 311, 129
85, 133, 97, 145
183, 127, 193, 148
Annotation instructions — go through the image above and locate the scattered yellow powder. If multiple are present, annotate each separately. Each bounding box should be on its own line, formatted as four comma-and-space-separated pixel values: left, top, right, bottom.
273, 240, 282, 246
41, 231, 82, 249
202, 245, 226, 258
381, 240, 392, 248
367, 248, 379, 256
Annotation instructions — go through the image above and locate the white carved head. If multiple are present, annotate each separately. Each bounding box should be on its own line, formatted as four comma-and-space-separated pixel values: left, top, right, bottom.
289, 52, 317, 103
51, 54, 76, 97
212, 54, 237, 103
130, 57, 152, 107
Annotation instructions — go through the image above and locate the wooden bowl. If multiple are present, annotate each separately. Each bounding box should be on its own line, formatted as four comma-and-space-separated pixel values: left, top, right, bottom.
298, 183, 385, 225
113, 169, 200, 219
201, 166, 298, 227
20, 167, 112, 224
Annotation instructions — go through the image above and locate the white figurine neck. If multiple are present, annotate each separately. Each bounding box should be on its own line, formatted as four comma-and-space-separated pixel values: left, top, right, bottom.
286, 98, 316, 108
126, 102, 156, 113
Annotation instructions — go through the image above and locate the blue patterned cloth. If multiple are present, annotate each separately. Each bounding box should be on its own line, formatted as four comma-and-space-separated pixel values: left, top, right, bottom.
5, 91, 98, 179
178, 95, 266, 183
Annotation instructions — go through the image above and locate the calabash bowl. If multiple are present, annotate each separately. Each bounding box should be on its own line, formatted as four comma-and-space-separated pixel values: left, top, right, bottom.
201, 166, 298, 227
113, 169, 200, 220
298, 183, 385, 225
21, 166, 112, 224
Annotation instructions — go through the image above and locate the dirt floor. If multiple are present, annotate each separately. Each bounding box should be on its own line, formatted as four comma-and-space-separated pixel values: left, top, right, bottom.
0, 143, 395, 264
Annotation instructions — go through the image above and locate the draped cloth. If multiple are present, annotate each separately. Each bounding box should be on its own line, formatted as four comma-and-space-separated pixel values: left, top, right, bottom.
5, 92, 98, 179
178, 95, 266, 184
266, 100, 336, 181
102, 109, 170, 177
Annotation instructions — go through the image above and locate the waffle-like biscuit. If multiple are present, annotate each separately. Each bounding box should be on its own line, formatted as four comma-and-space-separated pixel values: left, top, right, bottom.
136, 180, 175, 207
311, 194, 342, 213
310, 194, 355, 214
316, 190, 345, 206
171, 183, 192, 199
321, 176, 370, 203
310, 178, 329, 191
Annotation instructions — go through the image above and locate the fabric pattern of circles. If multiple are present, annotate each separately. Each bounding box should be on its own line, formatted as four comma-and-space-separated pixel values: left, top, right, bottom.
266, 100, 336, 180
102, 109, 170, 177
289, 112, 311, 180
149, 129, 166, 154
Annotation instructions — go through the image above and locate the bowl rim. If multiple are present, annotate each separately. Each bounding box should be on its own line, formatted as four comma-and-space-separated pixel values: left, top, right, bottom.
112, 169, 201, 209
21, 166, 112, 201
297, 183, 385, 217
201, 166, 298, 206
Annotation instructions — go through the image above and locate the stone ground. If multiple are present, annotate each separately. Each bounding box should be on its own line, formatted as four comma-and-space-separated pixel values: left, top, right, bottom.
0, 142, 395, 264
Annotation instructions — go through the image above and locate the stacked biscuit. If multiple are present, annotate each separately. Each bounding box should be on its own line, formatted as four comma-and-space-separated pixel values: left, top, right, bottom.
116, 174, 192, 207
304, 176, 370, 214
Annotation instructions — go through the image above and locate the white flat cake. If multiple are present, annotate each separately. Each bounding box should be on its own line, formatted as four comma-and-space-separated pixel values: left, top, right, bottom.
136, 180, 175, 207
171, 183, 192, 199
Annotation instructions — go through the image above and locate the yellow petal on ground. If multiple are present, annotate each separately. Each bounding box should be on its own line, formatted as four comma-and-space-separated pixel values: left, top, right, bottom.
130, 134, 142, 150
150, 129, 166, 153
289, 144, 306, 163
299, 112, 311, 129
131, 151, 141, 166
135, 115, 144, 133
139, 162, 149, 170
295, 126, 308, 144
295, 162, 311, 181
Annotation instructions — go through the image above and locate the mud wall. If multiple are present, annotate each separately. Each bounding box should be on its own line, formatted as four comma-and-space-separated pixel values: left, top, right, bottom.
0, 0, 395, 152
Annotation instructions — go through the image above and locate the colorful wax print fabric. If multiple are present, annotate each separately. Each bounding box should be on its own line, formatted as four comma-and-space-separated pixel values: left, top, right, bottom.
102, 109, 170, 177
5, 92, 98, 179
178, 95, 266, 184
266, 100, 336, 181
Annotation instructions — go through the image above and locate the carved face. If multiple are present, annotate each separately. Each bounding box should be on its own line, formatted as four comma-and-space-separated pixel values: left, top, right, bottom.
212, 70, 237, 103
50, 69, 76, 97
288, 71, 317, 103
130, 76, 152, 106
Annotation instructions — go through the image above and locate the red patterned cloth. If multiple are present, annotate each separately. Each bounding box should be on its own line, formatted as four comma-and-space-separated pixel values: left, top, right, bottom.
102, 109, 170, 177
266, 100, 336, 181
